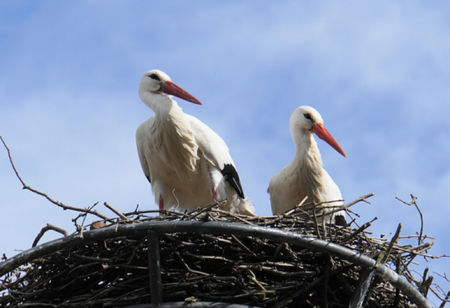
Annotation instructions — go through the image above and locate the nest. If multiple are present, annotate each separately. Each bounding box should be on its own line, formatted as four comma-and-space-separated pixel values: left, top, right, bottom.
0, 193, 443, 308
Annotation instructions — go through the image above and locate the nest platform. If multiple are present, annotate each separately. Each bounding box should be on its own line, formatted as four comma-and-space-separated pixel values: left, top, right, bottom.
0, 202, 439, 307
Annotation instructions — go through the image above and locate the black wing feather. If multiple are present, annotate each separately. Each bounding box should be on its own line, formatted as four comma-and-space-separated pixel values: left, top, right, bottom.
220, 164, 245, 199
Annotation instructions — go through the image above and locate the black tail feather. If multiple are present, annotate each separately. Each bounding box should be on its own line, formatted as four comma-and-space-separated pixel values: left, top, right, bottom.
220, 164, 245, 199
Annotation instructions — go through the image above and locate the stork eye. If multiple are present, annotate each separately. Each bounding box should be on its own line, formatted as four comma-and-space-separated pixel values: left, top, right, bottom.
149, 73, 161, 81
303, 113, 313, 120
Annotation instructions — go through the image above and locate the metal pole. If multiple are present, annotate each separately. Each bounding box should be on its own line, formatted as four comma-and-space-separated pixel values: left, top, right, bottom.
349, 267, 376, 308
148, 230, 162, 306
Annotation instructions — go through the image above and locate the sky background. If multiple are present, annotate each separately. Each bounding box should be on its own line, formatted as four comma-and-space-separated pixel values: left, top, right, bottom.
0, 1, 449, 304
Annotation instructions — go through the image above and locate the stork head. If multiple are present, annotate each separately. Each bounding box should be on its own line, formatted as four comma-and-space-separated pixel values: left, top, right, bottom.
291, 106, 346, 157
139, 69, 202, 105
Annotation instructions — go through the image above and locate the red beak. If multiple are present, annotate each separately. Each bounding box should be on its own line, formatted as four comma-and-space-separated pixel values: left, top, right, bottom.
161, 81, 202, 105
311, 123, 346, 157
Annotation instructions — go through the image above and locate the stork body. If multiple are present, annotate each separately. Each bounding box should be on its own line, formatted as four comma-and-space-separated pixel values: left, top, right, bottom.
136, 70, 254, 215
268, 106, 346, 225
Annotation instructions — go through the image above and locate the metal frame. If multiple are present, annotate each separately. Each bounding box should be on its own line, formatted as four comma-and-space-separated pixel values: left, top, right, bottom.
125, 303, 260, 308
0, 221, 432, 308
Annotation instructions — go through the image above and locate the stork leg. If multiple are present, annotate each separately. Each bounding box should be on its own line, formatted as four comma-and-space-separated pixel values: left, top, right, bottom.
211, 187, 218, 203
208, 167, 226, 203
158, 195, 164, 210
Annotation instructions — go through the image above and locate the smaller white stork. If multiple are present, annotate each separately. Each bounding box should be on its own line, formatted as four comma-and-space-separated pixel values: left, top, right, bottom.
268, 106, 346, 225
136, 69, 254, 215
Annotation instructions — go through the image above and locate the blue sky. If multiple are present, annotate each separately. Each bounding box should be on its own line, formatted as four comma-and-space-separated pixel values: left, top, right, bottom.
0, 1, 449, 304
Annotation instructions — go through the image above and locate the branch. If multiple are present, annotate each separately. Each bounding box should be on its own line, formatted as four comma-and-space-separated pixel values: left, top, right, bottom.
377, 223, 402, 265
396, 194, 424, 245
104, 202, 132, 221
32, 223, 68, 247
342, 217, 378, 243
0, 135, 110, 221
439, 291, 449, 308
344, 192, 375, 208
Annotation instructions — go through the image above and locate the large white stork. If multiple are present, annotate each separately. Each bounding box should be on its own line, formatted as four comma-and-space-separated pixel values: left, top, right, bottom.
268, 106, 346, 225
136, 69, 254, 215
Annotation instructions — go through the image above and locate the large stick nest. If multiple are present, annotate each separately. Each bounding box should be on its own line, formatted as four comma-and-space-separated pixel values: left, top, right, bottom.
0, 195, 443, 308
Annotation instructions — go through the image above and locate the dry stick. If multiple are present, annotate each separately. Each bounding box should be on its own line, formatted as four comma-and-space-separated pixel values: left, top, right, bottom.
301, 198, 343, 211
419, 268, 434, 298
188, 202, 218, 220
312, 192, 375, 218
73, 201, 100, 231
400, 235, 435, 240
282, 196, 309, 216
274, 274, 327, 308
175, 251, 209, 276
410, 242, 434, 252
345, 192, 375, 208
439, 291, 450, 308
396, 194, 424, 246
104, 202, 132, 221
396, 195, 430, 268
393, 255, 402, 308
411, 194, 425, 246
364, 224, 403, 306
32, 224, 68, 247
247, 269, 269, 294
231, 234, 257, 257
215, 209, 256, 225
434, 272, 450, 284
0, 136, 110, 221
429, 287, 449, 305
378, 223, 402, 265
342, 217, 378, 243
312, 204, 322, 240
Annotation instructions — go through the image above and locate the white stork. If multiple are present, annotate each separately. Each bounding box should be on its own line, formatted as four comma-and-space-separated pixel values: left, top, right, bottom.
268, 106, 346, 225
136, 69, 255, 215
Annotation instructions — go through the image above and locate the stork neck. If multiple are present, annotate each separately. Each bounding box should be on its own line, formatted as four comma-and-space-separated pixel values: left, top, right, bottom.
139, 90, 179, 116
291, 129, 323, 171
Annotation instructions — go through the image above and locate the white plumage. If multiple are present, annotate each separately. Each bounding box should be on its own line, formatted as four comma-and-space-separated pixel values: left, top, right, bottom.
136, 69, 254, 215
268, 106, 346, 225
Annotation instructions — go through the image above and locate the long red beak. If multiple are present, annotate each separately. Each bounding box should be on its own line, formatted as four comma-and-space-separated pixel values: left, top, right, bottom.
311, 123, 346, 157
161, 81, 202, 105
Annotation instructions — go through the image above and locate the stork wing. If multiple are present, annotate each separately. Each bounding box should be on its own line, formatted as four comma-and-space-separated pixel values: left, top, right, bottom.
136, 117, 154, 183
186, 115, 245, 198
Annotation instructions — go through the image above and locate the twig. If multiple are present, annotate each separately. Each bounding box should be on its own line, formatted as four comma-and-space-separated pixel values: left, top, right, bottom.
215, 209, 256, 225
439, 291, 450, 308
315, 193, 375, 219
419, 268, 433, 297
247, 269, 269, 294
344, 192, 375, 208
393, 255, 402, 308
188, 202, 218, 219
0, 136, 110, 221
342, 217, 378, 243
104, 202, 131, 221
73, 202, 100, 231
399, 235, 435, 240
396, 194, 424, 245
175, 251, 209, 276
378, 223, 402, 265
282, 196, 308, 216
312, 204, 322, 240
32, 223, 68, 247
231, 234, 257, 257
434, 272, 450, 283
